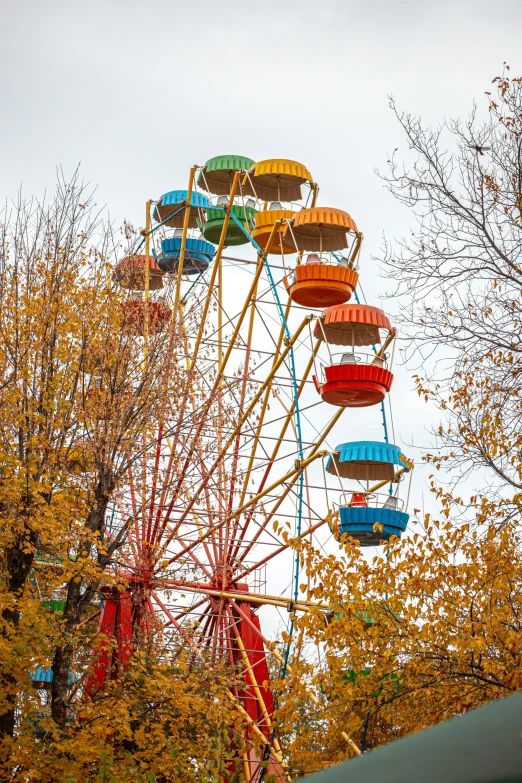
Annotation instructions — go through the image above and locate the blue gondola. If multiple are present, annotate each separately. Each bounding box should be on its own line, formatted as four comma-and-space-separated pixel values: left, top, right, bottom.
156, 236, 216, 276
154, 190, 210, 229
31, 666, 76, 688
327, 440, 411, 546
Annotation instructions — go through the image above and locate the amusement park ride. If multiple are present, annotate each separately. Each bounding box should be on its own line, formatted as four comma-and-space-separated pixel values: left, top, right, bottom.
35, 157, 413, 779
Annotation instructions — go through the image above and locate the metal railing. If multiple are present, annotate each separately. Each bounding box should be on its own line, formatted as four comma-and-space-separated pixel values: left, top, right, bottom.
336, 492, 404, 511
316, 351, 388, 381
285, 253, 354, 284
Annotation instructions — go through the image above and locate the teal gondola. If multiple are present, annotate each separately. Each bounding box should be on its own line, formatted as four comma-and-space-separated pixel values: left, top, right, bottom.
154, 190, 210, 229
327, 440, 411, 546
157, 236, 215, 276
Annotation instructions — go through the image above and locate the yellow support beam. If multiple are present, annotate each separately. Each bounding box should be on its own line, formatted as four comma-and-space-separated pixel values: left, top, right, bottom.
217, 220, 281, 378
241, 406, 345, 561
372, 328, 396, 362
233, 632, 283, 754
189, 171, 241, 373
143, 199, 152, 364
234, 449, 327, 519
225, 692, 288, 770
348, 232, 363, 267
265, 646, 361, 756
174, 166, 196, 315
264, 338, 321, 472
366, 465, 408, 495
227, 595, 361, 757
238, 296, 292, 510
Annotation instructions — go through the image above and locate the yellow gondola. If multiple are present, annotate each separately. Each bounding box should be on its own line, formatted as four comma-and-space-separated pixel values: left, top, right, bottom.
244, 159, 313, 202
251, 206, 296, 255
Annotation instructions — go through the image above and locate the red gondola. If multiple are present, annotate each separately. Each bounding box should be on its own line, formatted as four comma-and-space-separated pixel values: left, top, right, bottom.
313, 304, 395, 407
121, 297, 172, 336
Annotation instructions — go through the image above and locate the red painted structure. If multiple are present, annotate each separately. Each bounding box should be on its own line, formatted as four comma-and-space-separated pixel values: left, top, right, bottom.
84, 587, 133, 698
86, 582, 283, 780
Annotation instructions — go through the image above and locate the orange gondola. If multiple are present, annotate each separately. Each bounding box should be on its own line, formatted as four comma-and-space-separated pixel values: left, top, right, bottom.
283, 208, 361, 307
284, 255, 359, 307
113, 255, 164, 291
313, 304, 395, 407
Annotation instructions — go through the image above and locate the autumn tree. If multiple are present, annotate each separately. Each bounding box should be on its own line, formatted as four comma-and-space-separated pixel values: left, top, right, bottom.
0, 173, 246, 781
380, 67, 522, 496
273, 509, 522, 777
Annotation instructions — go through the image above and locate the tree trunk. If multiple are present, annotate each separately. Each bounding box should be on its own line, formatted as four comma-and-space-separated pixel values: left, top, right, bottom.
0, 528, 38, 741
51, 486, 112, 725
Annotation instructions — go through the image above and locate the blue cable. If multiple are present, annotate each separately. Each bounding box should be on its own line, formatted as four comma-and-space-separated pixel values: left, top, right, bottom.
135, 204, 185, 252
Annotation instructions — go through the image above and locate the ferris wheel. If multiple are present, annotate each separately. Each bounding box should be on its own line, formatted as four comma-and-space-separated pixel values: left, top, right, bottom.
84, 155, 413, 781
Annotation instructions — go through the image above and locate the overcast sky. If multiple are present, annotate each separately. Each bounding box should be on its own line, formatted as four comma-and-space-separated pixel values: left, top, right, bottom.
1, 0, 521, 513
2, 0, 521, 220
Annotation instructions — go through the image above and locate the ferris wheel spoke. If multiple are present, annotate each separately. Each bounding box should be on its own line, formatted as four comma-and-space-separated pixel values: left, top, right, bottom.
158, 450, 315, 575
222, 610, 237, 680
187, 176, 242, 373
225, 280, 258, 517
125, 463, 140, 528
144, 423, 164, 544
141, 435, 149, 542
231, 448, 326, 562
234, 308, 307, 518
162, 596, 208, 627
152, 593, 211, 663
124, 458, 149, 551
157, 380, 233, 537
231, 452, 296, 564
195, 606, 214, 649
232, 513, 333, 587
209, 599, 224, 659
156, 316, 312, 565
152, 359, 208, 531
171, 532, 214, 580
152, 436, 219, 553
187, 502, 217, 571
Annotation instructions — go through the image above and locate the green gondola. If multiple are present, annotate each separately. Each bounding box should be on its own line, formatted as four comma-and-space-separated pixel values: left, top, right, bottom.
201, 204, 257, 246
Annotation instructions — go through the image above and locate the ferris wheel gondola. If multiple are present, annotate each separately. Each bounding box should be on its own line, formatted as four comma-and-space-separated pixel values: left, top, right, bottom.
153, 189, 210, 228
156, 232, 216, 275
113, 254, 164, 290
327, 440, 411, 545
313, 304, 395, 407
283, 208, 361, 308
